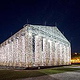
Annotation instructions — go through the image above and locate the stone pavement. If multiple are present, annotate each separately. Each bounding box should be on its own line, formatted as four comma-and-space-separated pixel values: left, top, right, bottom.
18, 70, 80, 80
17, 66, 80, 80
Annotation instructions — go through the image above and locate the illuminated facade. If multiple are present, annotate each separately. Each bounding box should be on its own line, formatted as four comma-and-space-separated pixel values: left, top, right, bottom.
0, 24, 71, 68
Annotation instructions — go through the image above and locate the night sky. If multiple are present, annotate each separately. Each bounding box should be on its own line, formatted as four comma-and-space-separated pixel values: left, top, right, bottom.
0, 0, 80, 53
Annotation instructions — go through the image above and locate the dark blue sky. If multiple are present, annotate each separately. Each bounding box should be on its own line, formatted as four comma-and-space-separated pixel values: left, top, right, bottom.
0, 0, 80, 53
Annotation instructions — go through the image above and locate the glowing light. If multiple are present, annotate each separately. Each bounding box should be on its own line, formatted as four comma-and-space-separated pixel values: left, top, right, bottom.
48, 40, 51, 42
75, 53, 77, 55
71, 58, 80, 63
29, 33, 32, 36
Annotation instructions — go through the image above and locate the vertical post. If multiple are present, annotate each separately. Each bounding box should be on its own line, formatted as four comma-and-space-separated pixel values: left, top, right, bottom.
35, 35, 42, 66
8, 40, 11, 67
18, 36, 23, 67
43, 38, 50, 66
50, 41, 55, 66
64, 45, 66, 65
54, 42, 59, 65
69, 45, 71, 65
59, 44, 62, 65
13, 38, 17, 67
21, 34, 26, 67
27, 32, 33, 67
25, 31, 29, 67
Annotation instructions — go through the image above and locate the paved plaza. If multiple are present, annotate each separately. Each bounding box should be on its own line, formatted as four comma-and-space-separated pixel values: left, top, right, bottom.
18, 67, 80, 80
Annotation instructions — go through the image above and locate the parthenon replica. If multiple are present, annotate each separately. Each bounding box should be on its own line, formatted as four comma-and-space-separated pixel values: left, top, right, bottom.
0, 24, 71, 68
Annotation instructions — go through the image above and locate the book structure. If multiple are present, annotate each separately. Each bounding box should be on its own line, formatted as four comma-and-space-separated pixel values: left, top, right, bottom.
0, 24, 71, 68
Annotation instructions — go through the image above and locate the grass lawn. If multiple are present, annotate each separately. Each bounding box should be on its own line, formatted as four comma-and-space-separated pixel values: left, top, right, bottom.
0, 67, 80, 80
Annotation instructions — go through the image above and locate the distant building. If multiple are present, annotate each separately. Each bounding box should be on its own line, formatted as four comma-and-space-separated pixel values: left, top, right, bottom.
71, 53, 80, 63
0, 24, 71, 68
